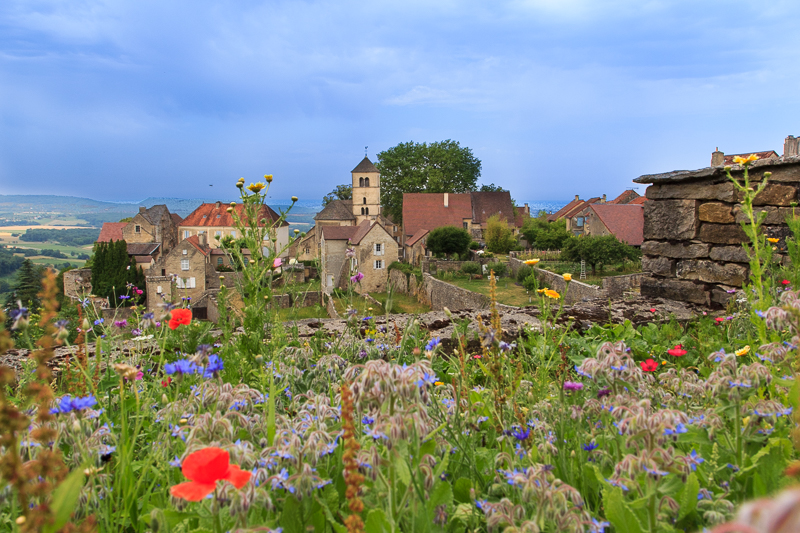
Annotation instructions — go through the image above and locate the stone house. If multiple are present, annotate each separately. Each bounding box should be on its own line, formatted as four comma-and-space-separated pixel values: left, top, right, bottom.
634, 136, 800, 307
147, 234, 215, 309
569, 203, 644, 245
122, 205, 181, 256
404, 229, 429, 266
319, 219, 399, 294
179, 201, 290, 257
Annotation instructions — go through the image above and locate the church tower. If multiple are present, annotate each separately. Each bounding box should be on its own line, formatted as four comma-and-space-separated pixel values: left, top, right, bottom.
352, 156, 381, 224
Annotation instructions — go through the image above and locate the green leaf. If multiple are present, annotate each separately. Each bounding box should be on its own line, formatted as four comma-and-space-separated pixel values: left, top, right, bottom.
419, 438, 436, 458
43, 468, 85, 533
315, 494, 347, 533
677, 473, 699, 520
394, 452, 411, 486
267, 370, 277, 446
281, 495, 304, 533
453, 478, 473, 504
603, 488, 645, 533
427, 481, 453, 513
364, 509, 392, 533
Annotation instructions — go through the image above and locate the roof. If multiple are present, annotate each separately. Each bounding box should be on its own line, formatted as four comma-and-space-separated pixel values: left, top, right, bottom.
126, 243, 160, 256
315, 199, 355, 221
320, 225, 357, 241
180, 203, 288, 228
352, 156, 379, 173
170, 213, 183, 224
405, 228, 429, 247
134, 256, 153, 264
634, 155, 800, 184
547, 198, 584, 222
139, 204, 170, 225
469, 191, 519, 226
185, 235, 209, 256
607, 190, 640, 205
723, 151, 779, 165
402, 193, 472, 237
97, 222, 126, 242
349, 220, 373, 245
588, 204, 644, 246
629, 196, 647, 205
564, 198, 600, 219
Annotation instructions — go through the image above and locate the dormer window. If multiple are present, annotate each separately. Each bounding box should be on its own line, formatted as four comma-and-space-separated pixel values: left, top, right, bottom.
202, 215, 207, 218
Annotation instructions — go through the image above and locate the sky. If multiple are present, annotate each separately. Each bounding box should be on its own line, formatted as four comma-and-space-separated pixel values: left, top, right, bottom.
1, 0, 800, 206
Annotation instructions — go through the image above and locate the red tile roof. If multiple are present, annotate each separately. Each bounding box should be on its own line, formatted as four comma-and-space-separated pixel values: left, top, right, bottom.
180, 203, 288, 228
723, 151, 779, 165
564, 198, 600, 219
547, 198, 583, 222
405, 228, 429, 247
185, 235, 209, 256
402, 193, 472, 237
588, 204, 644, 246
320, 225, 357, 241
629, 196, 647, 205
470, 191, 517, 226
607, 190, 640, 205
97, 222, 127, 242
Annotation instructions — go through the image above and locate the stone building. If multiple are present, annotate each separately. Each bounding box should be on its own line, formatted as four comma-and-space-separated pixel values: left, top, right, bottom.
147, 234, 215, 308
634, 136, 800, 306
404, 229, 429, 266
569, 203, 644, 245
121, 205, 181, 256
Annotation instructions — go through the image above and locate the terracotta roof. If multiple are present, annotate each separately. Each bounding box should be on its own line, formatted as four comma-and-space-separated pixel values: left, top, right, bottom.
180, 203, 288, 228
126, 243, 160, 256
185, 235, 209, 256
405, 228, 429, 247
588, 204, 644, 246
469, 191, 519, 226
564, 198, 600, 219
349, 220, 373, 245
402, 193, 472, 237
547, 198, 584, 222
607, 190, 640, 205
97, 222, 126, 242
723, 151, 779, 165
171, 213, 183, 224
315, 199, 355, 221
320, 225, 357, 241
352, 156, 379, 173
629, 196, 647, 205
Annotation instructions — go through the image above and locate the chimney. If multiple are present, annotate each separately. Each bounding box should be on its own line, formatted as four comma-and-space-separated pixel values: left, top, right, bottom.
139, 206, 146, 214
215, 201, 221, 209
784, 136, 799, 158
574, 194, 579, 201
444, 193, 449, 208
198, 233, 206, 246
601, 194, 606, 203
711, 147, 724, 167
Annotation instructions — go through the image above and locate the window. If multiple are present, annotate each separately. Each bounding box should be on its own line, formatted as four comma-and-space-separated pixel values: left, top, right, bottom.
176, 277, 196, 289
182, 249, 187, 255
181, 259, 189, 271
156, 285, 162, 294
363, 197, 367, 205
463, 222, 468, 229
374, 243, 383, 256
359, 177, 364, 187
361, 207, 365, 215
217, 257, 223, 266
365, 207, 369, 215
231, 231, 236, 238
576, 217, 584, 228
183, 230, 190, 239
215, 231, 222, 237
135, 225, 141, 233
364, 177, 370, 187
374, 260, 383, 269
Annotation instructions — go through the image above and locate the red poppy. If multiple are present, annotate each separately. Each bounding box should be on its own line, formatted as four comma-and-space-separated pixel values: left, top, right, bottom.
640, 359, 659, 372
161, 377, 172, 387
714, 317, 724, 323
649, 308, 656, 313
667, 344, 687, 357
170, 447, 251, 501
783, 280, 791, 285
169, 308, 192, 330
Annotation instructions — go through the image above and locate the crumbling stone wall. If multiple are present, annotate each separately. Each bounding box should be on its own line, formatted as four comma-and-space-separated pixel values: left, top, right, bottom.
634, 156, 800, 306
63, 268, 92, 299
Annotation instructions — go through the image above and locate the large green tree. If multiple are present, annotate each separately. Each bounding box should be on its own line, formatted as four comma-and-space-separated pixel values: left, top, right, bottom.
8, 259, 43, 310
91, 240, 145, 306
321, 184, 353, 206
561, 235, 641, 275
521, 216, 571, 250
426, 226, 472, 259
484, 214, 517, 254
377, 140, 481, 222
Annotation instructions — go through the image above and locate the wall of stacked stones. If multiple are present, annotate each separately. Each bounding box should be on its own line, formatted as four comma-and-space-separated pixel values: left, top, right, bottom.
640, 162, 798, 306
63, 268, 93, 299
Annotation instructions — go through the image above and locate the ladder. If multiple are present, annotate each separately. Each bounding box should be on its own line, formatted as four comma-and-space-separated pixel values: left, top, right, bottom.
580, 259, 586, 280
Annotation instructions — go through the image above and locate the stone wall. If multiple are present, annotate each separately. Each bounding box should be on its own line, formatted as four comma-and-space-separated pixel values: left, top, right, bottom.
424, 273, 488, 311
63, 268, 92, 299
388, 269, 430, 306
634, 156, 800, 306
534, 268, 604, 304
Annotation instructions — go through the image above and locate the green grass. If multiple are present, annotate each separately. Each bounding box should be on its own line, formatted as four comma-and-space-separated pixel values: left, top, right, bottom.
370, 292, 430, 314
439, 274, 533, 307
277, 303, 328, 321
539, 260, 641, 285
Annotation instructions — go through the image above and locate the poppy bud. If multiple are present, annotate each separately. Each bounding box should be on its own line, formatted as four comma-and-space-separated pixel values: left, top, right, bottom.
291, 196, 298, 202
236, 182, 244, 188
16, 517, 25, 525
765, 172, 772, 178
230, 202, 236, 207
82, 318, 91, 330
72, 420, 82, 433
294, 229, 300, 234
255, 354, 264, 363
162, 394, 169, 404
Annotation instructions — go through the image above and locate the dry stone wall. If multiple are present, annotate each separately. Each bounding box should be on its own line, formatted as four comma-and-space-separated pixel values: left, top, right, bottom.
634, 156, 800, 306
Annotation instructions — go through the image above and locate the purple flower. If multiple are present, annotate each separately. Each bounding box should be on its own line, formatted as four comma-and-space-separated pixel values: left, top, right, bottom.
51, 394, 97, 414
350, 272, 364, 283
425, 337, 441, 351
510, 427, 530, 441
563, 381, 583, 391
113, 320, 128, 328
582, 442, 598, 452
164, 359, 197, 376
597, 388, 611, 399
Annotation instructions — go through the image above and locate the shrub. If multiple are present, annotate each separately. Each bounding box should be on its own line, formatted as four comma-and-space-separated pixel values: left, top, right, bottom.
488, 261, 507, 277
426, 226, 472, 258
460, 261, 480, 275
522, 271, 539, 292
517, 265, 532, 283
485, 214, 517, 254
469, 241, 480, 250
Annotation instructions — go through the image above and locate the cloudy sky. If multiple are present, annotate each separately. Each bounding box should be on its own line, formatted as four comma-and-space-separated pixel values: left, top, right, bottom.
1, 0, 799, 205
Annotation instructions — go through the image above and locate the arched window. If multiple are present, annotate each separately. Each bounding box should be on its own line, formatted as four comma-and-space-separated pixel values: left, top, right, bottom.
361, 207, 365, 215
365, 207, 369, 215
359, 177, 364, 187
364, 177, 370, 187
363, 197, 367, 204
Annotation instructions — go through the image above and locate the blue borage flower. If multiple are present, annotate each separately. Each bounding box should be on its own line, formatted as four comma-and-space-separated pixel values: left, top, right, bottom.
416, 372, 438, 388
754, 406, 793, 417
588, 518, 610, 533
425, 337, 441, 351
364, 427, 388, 440
686, 449, 704, 471
361, 415, 374, 425
643, 466, 669, 477
574, 365, 592, 378
498, 341, 516, 352
728, 379, 752, 389
664, 423, 688, 436
50, 394, 97, 414
605, 478, 629, 491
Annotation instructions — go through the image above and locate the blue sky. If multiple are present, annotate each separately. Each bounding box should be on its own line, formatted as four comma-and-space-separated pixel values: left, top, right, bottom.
1, 1, 799, 206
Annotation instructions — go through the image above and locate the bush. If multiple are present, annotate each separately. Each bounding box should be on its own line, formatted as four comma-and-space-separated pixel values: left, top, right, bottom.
522, 271, 539, 292
426, 226, 472, 259
488, 262, 507, 277
461, 261, 480, 275
469, 241, 480, 250
516, 265, 532, 283
485, 214, 517, 254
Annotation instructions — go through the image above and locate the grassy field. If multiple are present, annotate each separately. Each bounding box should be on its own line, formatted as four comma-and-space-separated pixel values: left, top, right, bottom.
370, 291, 431, 314
440, 274, 534, 307
0, 226, 93, 271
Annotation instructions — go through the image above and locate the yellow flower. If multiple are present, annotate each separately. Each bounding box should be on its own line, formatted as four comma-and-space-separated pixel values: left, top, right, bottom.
537, 288, 546, 293
563, 273, 572, 281
524, 259, 540, 265
732, 154, 759, 165
742, 416, 751, 427
247, 182, 266, 193
735, 345, 750, 357
434, 381, 444, 386
544, 288, 560, 299
767, 238, 779, 243
264, 174, 274, 183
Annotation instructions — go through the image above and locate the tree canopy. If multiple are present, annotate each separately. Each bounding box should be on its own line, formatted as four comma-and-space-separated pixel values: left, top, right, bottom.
426, 226, 472, 259
90, 240, 145, 306
561, 234, 641, 274
521, 216, 571, 250
377, 140, 481, 222
484, 214, 517, 254
321, 184, 352, 207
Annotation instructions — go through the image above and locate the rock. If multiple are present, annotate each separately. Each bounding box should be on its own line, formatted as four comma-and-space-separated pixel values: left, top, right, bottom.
709, 246, 750, 263
641, 241, 710, 259
749, 184, 798, 206
676, 260, 748, 286
640, 276, 710, 305
645, 181, 735, 202
733, 206, 794, 225
644, 199, 698, 240
698, 223, 748, 244
642, 256, 675, 277
711, 287, 737, 306
698, 202, 734, 223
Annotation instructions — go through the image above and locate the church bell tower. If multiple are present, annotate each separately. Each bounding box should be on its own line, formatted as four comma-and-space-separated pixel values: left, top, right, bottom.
352, 155, 381, 224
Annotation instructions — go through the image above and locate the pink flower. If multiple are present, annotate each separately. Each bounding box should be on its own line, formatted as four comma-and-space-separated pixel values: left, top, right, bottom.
135, 371, 143, 380
563, 381, 584, 391
649, 308, 656, 313
273, 257, 282, 269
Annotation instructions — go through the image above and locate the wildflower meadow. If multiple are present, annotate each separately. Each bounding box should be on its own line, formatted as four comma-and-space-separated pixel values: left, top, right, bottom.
3, 159, 800, 533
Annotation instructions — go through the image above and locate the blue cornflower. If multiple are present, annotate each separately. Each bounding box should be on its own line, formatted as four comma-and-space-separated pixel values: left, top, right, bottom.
164, 359, 197, 376
510, 427, 530, 441
361, 415, 374, 425
119, 295, 130, 300
582, 442, 598, 452
425, 337, 441, 351
51, 394, 98, 414
200, 354, 224, 378
94, 318, 104, 325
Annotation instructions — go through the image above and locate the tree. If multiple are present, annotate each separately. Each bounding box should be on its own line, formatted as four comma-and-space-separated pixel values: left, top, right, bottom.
484, 214, 517, 254
561, 235, 641, 275
426, 226, 472, 259
321, 184, 352, 206
521, 216, 571, 250
377, 140, 481, 222
479, 183, 507, 192
9, 259, 42, 310
91, 240, 145, 306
